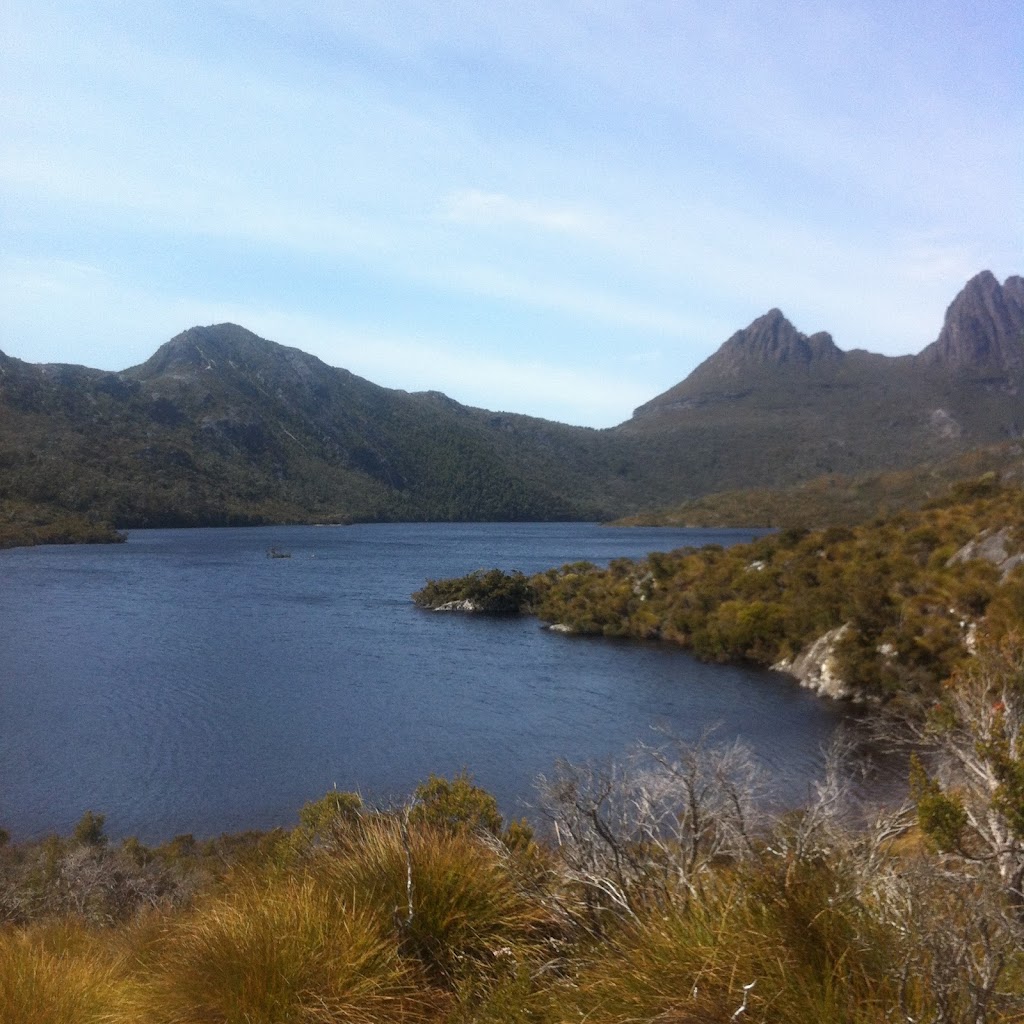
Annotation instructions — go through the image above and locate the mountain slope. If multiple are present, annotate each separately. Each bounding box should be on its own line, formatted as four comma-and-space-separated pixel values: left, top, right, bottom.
2, 271, 1023, 531
615, 272, 1024, 500
0, 324, 639, 527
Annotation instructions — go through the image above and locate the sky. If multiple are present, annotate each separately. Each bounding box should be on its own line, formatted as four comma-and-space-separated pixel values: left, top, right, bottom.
1, 1, 1021, 427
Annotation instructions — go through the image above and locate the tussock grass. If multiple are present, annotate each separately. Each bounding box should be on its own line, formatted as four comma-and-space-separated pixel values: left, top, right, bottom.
3, 758, 1024, 1024
562, 862, 902, 1024
314, 817, 558, 987
123, 872, 428, 1024
0, 921, 125, 1024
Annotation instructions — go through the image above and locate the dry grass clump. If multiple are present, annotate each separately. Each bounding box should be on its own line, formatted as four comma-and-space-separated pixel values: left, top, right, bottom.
0, 920, 125, 1024
560, 860, 902, 1024
5, 739, 1024, 1024
123, 872, 428, 1024
313, 816, 559, 988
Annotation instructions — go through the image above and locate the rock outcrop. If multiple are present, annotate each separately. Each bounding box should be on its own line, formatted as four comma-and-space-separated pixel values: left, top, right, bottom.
772, 624, 854, 700
432, 599, 482, 613
917, 271, 1024, 373
632, 309, 842, 416
946, 526, 1024, 580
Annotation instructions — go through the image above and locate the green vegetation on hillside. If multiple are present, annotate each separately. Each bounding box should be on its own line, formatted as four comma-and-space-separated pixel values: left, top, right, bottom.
3, 285, 1024, 543
0, 501, 124, 550
614, 443, 1024, 529
0, 334, 639, 533
416, 476, 1024, 701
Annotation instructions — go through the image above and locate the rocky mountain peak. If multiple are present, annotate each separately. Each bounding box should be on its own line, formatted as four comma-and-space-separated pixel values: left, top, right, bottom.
709, 308, 842, 372
917, 271, 1024, 372
667, 309, 842, 392
127, 323, 330, 385
631, 309, 841, 418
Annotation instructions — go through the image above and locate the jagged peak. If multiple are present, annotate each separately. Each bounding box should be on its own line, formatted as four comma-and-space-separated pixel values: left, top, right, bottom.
631, 309, 841, 419
917, 272, 1024, 372
691, 308, 841, 376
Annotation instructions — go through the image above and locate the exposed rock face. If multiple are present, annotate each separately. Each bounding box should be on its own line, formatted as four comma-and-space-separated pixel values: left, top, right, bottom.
917, 271, 1024, 372
703, 309, 842, 374
928, 408, 963, 439
947, 526, 1024, 580
772, 624, 853, 700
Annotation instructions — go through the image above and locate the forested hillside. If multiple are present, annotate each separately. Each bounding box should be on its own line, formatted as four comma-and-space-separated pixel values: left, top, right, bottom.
615, 442, 1024, 529
0, 325, 637, 531
1, 271, 1022, 538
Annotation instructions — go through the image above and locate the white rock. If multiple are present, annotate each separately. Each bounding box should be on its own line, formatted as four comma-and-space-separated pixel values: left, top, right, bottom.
433, 599, 480, 613
772, 624, 853, 700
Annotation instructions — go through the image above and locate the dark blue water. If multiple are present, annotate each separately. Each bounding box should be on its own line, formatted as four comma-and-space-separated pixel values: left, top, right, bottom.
0, 523, 850, 842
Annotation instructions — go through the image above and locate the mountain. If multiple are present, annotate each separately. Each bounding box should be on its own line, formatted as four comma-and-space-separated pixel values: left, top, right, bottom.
615, 272, 1024, 501
631, 308, 844, 417
0, 324, 641, 527
1, 271, 1023, 531
917, 270, 1024, 371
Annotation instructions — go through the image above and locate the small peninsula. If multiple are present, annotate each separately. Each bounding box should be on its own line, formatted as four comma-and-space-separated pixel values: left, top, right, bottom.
415, 474, 1024, 703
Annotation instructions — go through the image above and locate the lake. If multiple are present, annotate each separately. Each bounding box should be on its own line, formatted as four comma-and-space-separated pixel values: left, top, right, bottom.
0, 522, 854, 843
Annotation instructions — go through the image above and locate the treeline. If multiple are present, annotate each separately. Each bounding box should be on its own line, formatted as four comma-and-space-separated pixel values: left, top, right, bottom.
0, 504, 124, 550
4, 724, 1024, 1023
416, 476, 1024, 700
614, 443, 1024, 529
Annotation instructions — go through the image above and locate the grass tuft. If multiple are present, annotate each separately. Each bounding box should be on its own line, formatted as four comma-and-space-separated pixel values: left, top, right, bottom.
0, 921, 124, 1024
315, 816, 557, 987
125, 872, 427, 1023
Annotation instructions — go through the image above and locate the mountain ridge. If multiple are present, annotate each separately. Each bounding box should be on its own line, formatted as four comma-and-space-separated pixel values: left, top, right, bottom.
634, 271, 1024, 420
2, 270, 1023, 530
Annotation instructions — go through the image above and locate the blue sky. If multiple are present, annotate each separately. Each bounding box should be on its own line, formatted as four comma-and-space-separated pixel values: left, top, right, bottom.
2, 1, 1021, 426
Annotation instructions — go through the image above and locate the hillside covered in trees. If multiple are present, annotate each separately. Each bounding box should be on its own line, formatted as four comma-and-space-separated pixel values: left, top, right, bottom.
2, 271, 1023, 541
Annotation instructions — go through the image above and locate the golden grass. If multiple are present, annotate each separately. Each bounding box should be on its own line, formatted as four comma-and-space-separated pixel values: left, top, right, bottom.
3, 779, 1023, 1023
313, 817, 558, 987
0, 921, 125, 1024
121, 872, 429, 1024
559, 863, 902, 1024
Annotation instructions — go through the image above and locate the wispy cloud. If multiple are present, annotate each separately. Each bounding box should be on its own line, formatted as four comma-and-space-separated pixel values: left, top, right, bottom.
441, 189, 608, 239
1, 0, 1020, 424
438, 262, 702, 337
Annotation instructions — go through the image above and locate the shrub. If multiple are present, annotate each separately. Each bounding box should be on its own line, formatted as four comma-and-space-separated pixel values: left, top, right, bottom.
71, 811, 106, 848
409, 771, 504, 837
413, 569, 533, 613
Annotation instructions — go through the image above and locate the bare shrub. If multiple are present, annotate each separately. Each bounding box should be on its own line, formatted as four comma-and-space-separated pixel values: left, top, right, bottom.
535, 733, 764, 927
